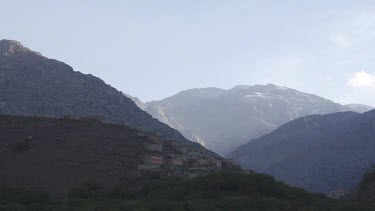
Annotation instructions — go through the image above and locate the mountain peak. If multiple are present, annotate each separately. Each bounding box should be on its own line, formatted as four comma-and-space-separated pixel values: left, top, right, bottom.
0, 39, 37, 55
231, 84, 289, 92
231, 85, 252, 90
265, 83, 287, 89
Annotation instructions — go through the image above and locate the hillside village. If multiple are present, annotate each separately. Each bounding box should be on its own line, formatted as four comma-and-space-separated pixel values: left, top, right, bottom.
137, 132, 239, 177
60, 116, 237, 177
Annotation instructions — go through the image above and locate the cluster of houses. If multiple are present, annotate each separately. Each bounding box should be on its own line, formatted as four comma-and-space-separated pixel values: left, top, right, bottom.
138, 133, 237, 177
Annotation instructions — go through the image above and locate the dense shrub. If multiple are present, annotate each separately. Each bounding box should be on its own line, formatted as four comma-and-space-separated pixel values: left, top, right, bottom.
13, 140, 32, 152
1, 173, 375, 210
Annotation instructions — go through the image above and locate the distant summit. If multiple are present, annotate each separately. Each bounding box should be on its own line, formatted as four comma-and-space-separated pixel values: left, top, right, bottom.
144, 84, 348, 155
346, 104, 374, 113
231, 83, 288, 91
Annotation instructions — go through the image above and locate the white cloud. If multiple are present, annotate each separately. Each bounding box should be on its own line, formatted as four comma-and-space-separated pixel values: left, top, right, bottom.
348, 70, 375, 87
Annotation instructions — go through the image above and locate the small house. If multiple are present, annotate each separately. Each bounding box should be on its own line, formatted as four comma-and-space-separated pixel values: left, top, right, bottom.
171, 158, 183, 166
150, 156, 164, 165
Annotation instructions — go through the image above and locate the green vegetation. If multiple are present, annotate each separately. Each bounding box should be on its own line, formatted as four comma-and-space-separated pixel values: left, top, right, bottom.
0, 172, 375, 211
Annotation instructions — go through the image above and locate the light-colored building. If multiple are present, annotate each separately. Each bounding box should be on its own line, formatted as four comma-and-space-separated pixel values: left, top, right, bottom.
171, 158, 183, 166
150, 156, 164, 165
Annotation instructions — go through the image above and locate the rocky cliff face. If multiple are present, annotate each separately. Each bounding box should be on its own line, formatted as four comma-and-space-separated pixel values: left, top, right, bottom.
228, 110, 375, 194
0, 39, 187, 143
0, 40, 36, 55
145, 84, 348, 155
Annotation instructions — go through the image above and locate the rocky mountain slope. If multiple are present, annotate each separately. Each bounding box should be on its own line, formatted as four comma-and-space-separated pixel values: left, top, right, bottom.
0, 115, 226, 197
0, 39, 186, 143
228, 110, 375, 194
144, 84, 348, 155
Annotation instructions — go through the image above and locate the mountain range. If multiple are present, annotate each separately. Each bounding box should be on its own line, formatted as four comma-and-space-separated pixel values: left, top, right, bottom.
3, 38, 375, 200
228, 110, 375, 193
142, 85, 351, 155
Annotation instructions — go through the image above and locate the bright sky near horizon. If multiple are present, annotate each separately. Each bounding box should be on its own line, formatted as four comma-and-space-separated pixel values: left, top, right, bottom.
1, 1, 375, 106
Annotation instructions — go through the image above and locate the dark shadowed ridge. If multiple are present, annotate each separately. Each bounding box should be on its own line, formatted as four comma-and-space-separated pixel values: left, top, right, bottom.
0, 39, 194, 146
228, 110, 375, 194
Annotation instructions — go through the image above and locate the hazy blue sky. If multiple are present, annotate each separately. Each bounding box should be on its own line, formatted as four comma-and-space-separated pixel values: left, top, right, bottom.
1, 1, 375, 105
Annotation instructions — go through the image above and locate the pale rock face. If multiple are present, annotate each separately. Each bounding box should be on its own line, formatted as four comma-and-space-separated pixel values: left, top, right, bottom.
144, 84, 349, 155
0, 40, 38, 55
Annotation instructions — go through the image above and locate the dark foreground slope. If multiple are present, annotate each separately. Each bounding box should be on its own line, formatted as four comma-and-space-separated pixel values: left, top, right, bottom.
0, 115, 226, 198
1, 173, 375, 211
0, 39, 186, 143
229, 110, 375, 194
0, 115, 149, 197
